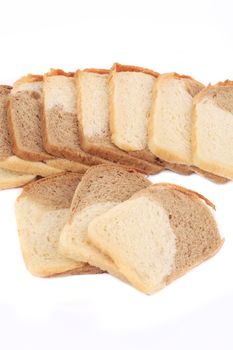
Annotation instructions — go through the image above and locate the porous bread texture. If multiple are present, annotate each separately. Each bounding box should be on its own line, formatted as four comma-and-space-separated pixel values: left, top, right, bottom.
148, 73, 204, 165
42, 69, 108, 166
0, 168, 36, 190
75, 69, 163, 175
0, 85, 13, 159
109, 64, 192, 176
15, 173, 101, 277
109, 64, 158, 151
193, 81, 233, 179
8, 75, 52, 161
59, 165, 151, 278
0, 85, 37, 187
88, 183, 223, 294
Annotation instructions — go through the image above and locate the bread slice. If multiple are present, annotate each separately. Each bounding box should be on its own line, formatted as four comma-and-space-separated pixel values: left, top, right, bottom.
0, 168, 36, 190
15, 173, 101, 277
8, 74, 52, 161
109, 64, 192, 175
75, 69, 163, 175
0, 85, 36, 187
193, 81, 233, 180
148, 73, 204, 165
148, 73, 228, 183
0, 84, 63, 178
60, 165, 151, 277
88, 183, 223, 294
42, 69, 108, 166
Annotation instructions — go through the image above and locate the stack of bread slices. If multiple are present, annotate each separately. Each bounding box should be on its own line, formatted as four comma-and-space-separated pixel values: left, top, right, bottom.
0, 63, 233, 189
15, 165, 223, 294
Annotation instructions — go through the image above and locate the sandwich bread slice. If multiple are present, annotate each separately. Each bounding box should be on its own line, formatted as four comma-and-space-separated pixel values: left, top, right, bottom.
88, 183, 223, 294
15, 173, 101, 277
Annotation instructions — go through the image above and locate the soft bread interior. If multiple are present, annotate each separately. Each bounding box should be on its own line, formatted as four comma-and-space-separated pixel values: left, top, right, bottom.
78, 72, 109, 140
149, 77, 195, 164
16, 197, 80, 276
111, 72, 155, 151
88, 185, 222, 294
88, 196, 176, 293
60, 202, 120, 276
194, 96, 233, 178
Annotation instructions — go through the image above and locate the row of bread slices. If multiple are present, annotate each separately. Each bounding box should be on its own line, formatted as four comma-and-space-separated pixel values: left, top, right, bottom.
15, 165, 223, 294
0, 63, 232, 190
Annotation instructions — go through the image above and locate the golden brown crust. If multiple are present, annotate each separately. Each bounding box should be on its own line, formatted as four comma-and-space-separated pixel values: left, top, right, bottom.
45, 69, 74, 77
191, 166, 229, 184
152, 182, 216, 209
83, 68, 110, 74
112, 63, 159, 78
13, 74, 43, 86
0, 172, 36, 190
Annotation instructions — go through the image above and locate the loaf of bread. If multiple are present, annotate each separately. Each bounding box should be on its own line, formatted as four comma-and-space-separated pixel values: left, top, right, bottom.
88, 183, 223, 294
60, 164, 151, 277
75, 68, 163, 175
15, 173, 101, 277
193, 81, 233, 180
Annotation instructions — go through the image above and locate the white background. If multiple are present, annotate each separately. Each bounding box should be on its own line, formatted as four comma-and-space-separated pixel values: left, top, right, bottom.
0, 0, 233, 349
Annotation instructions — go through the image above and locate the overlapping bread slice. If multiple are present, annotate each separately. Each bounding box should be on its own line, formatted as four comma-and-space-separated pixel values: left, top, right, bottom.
88, 183, 223, 294
109, 63, 192, 175
60, 165, 151, 277
0, 85, 36, 188
15, 173, 101, 277
193, 81, 233, 180
42, 69, 108, 166
8, 74, 89, 174
0, 79, 62, 177
148, 73, 228, 183
75, 68, 162, 175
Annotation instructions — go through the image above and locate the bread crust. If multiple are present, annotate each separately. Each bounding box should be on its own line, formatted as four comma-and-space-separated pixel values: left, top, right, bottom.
45, 158, 89, 173
192, 81, 233, 180
0, 155, 62, 177
0, 170, 36, 190
75, 69, 163, 175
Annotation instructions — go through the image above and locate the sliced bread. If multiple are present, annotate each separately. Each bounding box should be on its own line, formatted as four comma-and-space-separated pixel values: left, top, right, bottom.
75, 68, 163, 175
8, 74, 52, 161
148, 73, 227, 183
193, 81, 233, 180
60, 165, 151, 277
148, 73, 204, 165
0, 85, 36, 187
8, 74, 90, 174
88, 183, 223, 294
15, 173, 101, 277
42, 69, 108, 166
0, 84, 63, 177
109, 63, 192, 175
